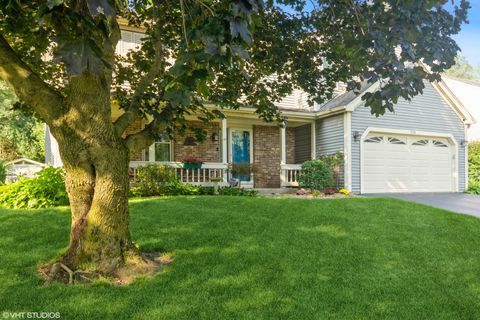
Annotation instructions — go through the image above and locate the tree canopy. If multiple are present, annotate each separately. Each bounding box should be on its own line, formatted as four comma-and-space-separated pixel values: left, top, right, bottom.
0, 81, 45, 162
444, 55, 480, 80
0, 0, 470, 136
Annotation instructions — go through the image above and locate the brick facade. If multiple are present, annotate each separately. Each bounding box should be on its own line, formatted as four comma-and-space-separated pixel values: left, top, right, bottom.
253, 125, 280, 187
252, 126, 295, 188
126, 118, 298, 188
173, 121, 221, 162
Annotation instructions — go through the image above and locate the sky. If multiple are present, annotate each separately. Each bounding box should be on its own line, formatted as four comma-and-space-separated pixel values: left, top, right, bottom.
451, 0, 480, 66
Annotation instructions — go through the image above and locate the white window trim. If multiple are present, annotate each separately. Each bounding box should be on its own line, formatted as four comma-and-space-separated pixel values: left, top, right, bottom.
146, 139, 172, 162
359, 127, 459, 194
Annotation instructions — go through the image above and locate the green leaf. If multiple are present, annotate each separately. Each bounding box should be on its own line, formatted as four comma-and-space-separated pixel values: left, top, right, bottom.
47, 0, 63, 9
229, 17, 251, 43
54, 37, 107, 76
230, 44, 249, 59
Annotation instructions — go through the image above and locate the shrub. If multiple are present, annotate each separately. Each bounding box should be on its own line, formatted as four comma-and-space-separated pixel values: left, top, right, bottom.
165, 181, 214, 196
129, 164, 257, 197
0, 160, 6, 185
338, 188, 350, 195
0, 167, 68, 209
318, 152, 344, 188
297, 160, 334, 192
135, 164, 177, 196
467, 142, 480, 194
218, 187, 258, 197
466, 179, 480, 195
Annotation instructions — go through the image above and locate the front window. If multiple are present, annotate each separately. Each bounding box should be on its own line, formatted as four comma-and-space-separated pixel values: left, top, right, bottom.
144, 134, 171, 162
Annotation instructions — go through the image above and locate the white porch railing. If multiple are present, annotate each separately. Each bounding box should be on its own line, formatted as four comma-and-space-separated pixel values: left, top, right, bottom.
129, 161, 228, 186
280, 164, 303, 187
130, 161, 304, 188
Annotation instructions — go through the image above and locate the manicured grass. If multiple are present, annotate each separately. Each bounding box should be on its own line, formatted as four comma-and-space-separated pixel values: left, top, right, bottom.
1, 197, 480, 319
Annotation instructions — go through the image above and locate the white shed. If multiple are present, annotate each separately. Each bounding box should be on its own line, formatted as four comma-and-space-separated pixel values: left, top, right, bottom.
5, 158, 45, 182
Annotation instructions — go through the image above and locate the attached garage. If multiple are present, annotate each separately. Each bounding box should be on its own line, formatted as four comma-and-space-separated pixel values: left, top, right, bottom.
361, 132, 457, 193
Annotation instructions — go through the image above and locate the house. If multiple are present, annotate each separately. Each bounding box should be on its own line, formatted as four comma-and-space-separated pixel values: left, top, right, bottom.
5, 158, 45, 182
45, 28, 476, 194
442, 77, 480, 141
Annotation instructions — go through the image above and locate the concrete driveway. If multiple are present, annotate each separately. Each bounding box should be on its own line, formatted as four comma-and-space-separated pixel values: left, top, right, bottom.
366, 193, 480, 218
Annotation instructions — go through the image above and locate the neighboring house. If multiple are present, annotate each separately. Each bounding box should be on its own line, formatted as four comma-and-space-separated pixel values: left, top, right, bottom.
45, 28, 476, 194
5, 158, 45, 182
442, 77, 480, 141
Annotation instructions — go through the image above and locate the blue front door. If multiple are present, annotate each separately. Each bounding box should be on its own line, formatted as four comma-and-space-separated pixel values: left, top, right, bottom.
231, 129, 251, 181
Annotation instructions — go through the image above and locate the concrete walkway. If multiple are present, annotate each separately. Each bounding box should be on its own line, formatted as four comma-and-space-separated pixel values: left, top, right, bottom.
366, 193, 480, 218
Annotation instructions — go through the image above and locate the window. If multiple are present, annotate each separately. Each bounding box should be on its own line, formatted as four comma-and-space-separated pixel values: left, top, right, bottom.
364, 136, 383, 143
432, 140, 448, 147
387, 137, 406, 145
115, 31, 143, 56
412, 139, 429, 146
144, 134, 171, 162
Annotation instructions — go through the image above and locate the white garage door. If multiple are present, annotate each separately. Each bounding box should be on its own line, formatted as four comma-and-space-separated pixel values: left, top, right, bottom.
362, 134, 455, 193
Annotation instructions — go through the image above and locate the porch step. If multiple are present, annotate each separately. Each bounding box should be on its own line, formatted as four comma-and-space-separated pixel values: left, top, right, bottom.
255, 188, 298, 196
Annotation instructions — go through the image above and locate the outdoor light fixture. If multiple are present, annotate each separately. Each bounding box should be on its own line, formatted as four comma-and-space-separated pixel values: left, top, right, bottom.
353, 131, 361, 142
460, 140, 468, 147
211, 132, 219, 141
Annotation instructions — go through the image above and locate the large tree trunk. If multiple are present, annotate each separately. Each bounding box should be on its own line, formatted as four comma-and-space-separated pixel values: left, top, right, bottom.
47, 73, 143, 277
60, 144, 141, 274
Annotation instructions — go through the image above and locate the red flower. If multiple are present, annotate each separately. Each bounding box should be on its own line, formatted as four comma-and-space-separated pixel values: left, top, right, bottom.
182, 157, 204, 164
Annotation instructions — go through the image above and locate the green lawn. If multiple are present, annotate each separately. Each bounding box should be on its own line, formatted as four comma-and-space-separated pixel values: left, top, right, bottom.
1, 197, 480, 319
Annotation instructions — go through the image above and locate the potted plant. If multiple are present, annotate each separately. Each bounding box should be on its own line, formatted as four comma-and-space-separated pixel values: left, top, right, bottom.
229, 163, 256, 180
182, 156, 204, 169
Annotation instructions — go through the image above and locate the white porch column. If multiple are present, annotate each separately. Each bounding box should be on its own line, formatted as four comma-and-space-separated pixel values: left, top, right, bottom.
343, 112, 352, 191
280, 124, 287, 187
311, 121, 316, 160
148, 144, 155, 162
221, 118, 228, 163
280, 124, 286, 165
221, 118, 228, 183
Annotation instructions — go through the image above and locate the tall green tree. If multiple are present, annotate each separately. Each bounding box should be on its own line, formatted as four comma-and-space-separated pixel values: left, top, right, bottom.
444, 55, 480, 80
0, 0, 469, 281
0, 81, 45, 161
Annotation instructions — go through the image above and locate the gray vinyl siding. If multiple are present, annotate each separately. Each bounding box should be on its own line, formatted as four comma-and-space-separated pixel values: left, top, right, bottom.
350, 82, 467, 193
316, 114, 345, 187
316, 114, 344, 156
294, 124, 311, 163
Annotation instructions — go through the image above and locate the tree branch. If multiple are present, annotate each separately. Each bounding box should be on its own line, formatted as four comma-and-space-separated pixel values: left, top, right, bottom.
125, 119, 166, 156
0, 34, 65, 124
114, 3, 164, 135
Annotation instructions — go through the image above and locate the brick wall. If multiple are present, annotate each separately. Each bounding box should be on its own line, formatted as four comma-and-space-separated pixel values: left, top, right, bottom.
253, 126, 279, 188
173, 121, 220, 162
253, 125, 296, 188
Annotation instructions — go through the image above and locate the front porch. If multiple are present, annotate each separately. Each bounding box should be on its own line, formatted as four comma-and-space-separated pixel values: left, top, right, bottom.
129, 161, 304, 188
127, 113, 317, 188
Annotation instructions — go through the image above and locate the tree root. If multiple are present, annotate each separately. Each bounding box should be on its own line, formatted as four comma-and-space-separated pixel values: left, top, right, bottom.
39, 262, 96, 285
59, 263, 74, 284
38, 251, 171, 286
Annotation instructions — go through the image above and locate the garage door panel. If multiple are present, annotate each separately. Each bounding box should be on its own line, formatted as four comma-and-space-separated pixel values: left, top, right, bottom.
363, 134, 454, 193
